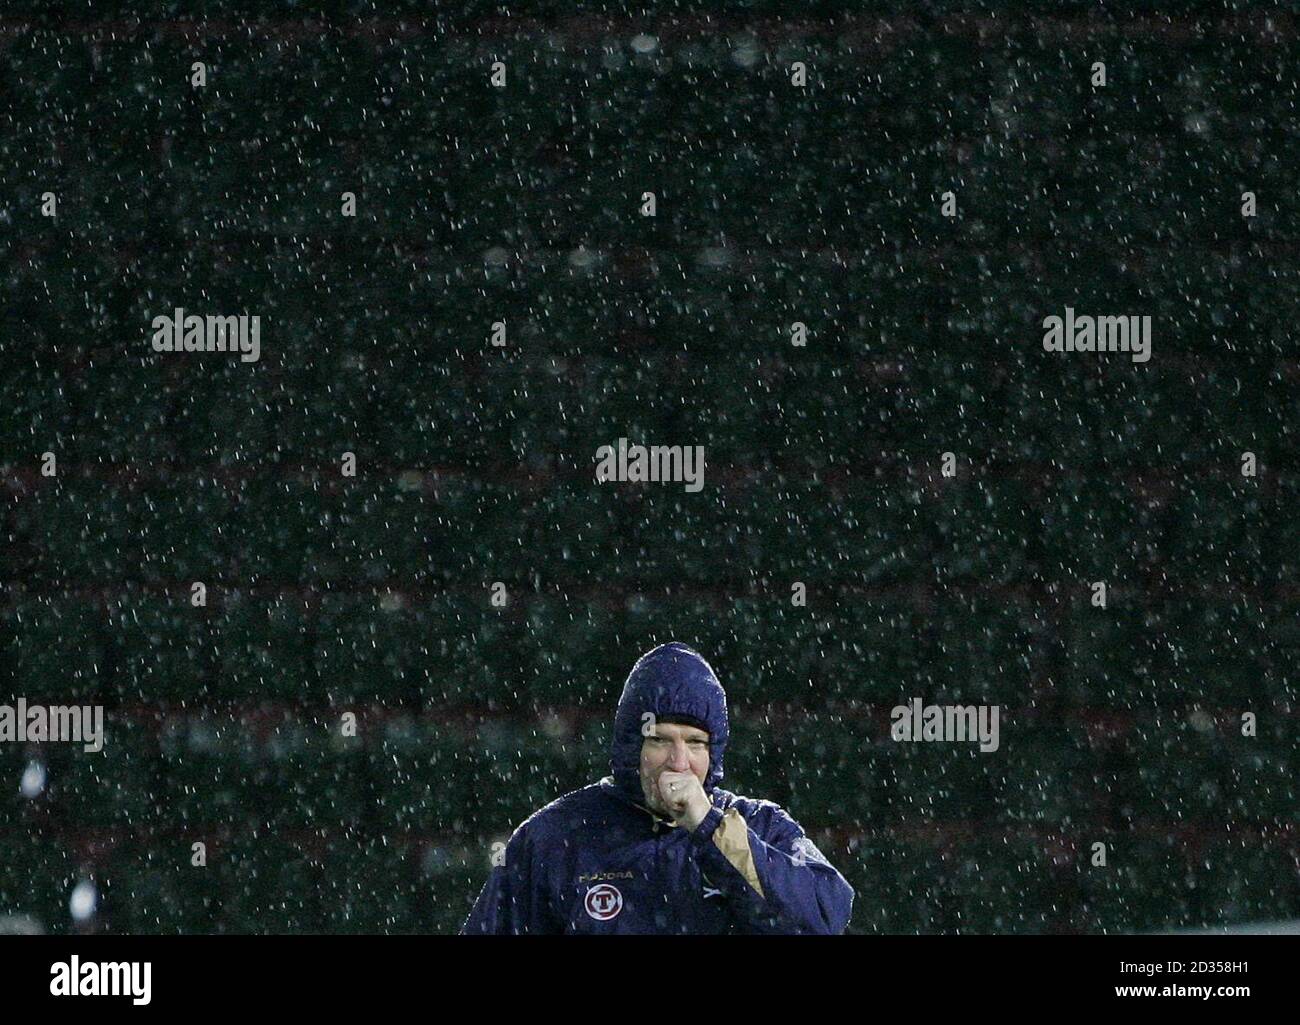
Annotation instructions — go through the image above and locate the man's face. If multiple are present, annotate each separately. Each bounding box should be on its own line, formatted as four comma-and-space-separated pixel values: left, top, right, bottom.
639, 721, 710, 815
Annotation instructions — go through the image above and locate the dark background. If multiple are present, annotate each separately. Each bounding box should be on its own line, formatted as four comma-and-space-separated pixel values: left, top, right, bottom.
1, 1, 1297, 934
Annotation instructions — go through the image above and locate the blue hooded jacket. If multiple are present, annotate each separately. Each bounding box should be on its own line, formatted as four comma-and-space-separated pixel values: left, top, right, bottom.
461, 642, 855, 934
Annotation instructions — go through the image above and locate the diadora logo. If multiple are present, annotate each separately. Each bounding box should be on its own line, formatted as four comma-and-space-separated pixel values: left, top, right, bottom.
584, 884, 624, 921
577, 870, 635, 883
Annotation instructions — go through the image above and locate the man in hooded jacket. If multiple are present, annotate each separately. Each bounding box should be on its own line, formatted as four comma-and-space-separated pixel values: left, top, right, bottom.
460, 642, 854, 934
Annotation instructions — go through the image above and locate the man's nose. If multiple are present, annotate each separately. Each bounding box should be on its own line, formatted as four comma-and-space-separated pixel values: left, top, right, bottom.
668, 743, 691, 769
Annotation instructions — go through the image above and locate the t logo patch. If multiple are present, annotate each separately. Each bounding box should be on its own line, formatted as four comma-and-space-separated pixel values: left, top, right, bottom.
584, 883, 624, 921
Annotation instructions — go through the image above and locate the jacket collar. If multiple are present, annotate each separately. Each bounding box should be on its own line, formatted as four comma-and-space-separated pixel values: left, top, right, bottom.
599, 776, 677, 825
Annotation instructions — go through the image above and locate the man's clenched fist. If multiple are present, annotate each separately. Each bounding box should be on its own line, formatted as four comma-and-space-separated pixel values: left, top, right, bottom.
656, 770, 712, 831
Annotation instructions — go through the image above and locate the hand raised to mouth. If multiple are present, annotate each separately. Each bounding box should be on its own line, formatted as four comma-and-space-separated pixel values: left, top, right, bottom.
656, 770, 711, 831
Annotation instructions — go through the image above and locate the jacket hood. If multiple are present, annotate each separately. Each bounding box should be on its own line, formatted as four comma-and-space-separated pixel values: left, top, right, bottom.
610, 642, 729, 802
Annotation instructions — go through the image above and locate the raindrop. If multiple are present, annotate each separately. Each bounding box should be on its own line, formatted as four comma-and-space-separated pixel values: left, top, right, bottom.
70, 879, 98, 922
20, 760, 46, 799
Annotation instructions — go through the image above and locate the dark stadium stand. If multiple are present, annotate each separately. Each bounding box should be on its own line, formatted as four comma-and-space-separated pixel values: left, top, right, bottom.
1, 6, 1297, 934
